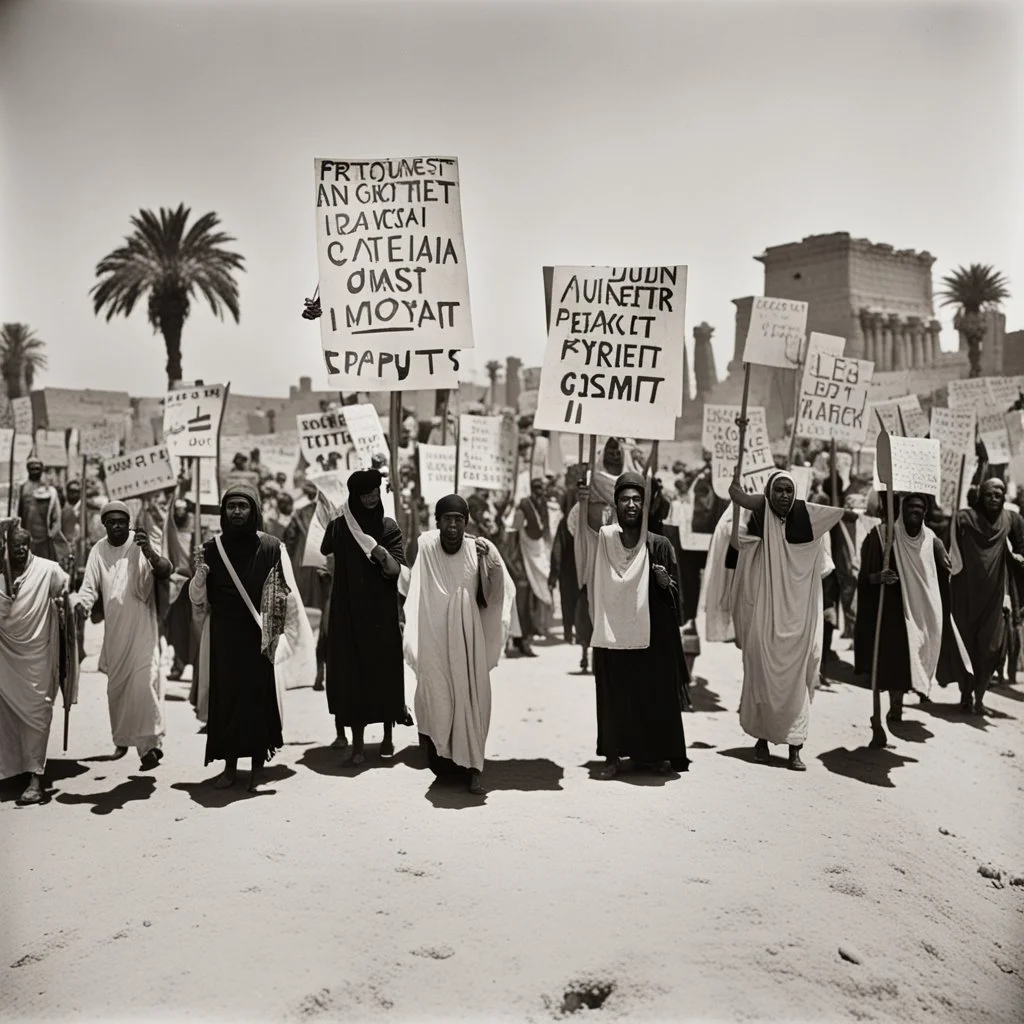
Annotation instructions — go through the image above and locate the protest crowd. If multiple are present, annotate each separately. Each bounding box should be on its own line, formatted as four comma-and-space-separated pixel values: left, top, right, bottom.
3, 372, 1023, 804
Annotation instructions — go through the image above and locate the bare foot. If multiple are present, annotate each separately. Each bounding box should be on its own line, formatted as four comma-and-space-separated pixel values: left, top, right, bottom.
17, 776, 44, 805
212, 771, 236, 789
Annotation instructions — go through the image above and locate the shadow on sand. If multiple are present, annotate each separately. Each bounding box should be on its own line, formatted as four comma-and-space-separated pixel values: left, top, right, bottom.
422, 756, 565, 809
55, 774, 157, 814
0, 759, 90, 805
716, 745, 795, 772
817, 746, 919, 788
918, 699, 996, 732
687, 675, 728, 714
884, 719, 934, 744
990, 681, 1024, 703
170, 765, 297, 807
297, 743, 420, 778
581, 759, 685, 788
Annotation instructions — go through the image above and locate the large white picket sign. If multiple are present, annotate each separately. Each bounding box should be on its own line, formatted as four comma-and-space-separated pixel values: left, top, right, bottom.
418, 444, 457, 505
314, 156, 473, 391
79, 424, 122, 459
796, 348, 874, 444
457, 415, 516, 491
163, 384, 227, 458
103, 446, 177, 501
887, 436, 941, 497
978, 411, 1012, 464
296, 412, 359, 476
929, 407, 976, 455
533, 265, 688, 440
741, 297, 809, 369
341, 403, 390, 469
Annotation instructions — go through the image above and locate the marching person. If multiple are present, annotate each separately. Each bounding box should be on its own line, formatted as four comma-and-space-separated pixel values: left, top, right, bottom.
17, 456, 66, 561
855, 492, 970, 722
71, 501, 171, 770
507, 477, 554, 653
403, 495, 514, 795
320, 469, 408, 766
950, 477, 1024, 715
729, 470, 858, 771
577, 472, 690, 778
0, 526, 70, 805
190, 484, 314, 791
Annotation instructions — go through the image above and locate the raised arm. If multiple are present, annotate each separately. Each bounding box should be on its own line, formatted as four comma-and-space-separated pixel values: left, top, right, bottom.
728, 481, 765, 513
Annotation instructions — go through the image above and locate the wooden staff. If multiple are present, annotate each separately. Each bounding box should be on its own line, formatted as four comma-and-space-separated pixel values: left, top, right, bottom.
387, 391, 403, 538
830, 438, 839, 506
786, 337, 809, 468
577, 434, 585, 470
440, 390, 450, 445
641, 439, 660, 543
726, 363, 752, 566
192, 457, 202, 559
78, 455, 88, 567
5, 427, 15, 517
868, 428, 894, 750
453, 411, 462, 493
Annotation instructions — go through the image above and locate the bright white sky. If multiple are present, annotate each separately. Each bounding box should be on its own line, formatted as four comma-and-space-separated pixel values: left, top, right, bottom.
1, 0, 1021, 398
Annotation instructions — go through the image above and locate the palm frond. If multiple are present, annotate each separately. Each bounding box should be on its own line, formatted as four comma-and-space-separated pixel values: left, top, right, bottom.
937, 263, 1010, 312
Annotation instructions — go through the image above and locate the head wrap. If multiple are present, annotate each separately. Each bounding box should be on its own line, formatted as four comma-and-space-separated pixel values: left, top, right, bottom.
220, 483, 263, 540
8, 525, 32, 545
613, 471, 646, 502
348, 469, 382, 497
100, 500, 131, 524
435, 494, 470, 520
26, 456, 43, 469
979, 477, 1006, 496
347, 469, 385, 539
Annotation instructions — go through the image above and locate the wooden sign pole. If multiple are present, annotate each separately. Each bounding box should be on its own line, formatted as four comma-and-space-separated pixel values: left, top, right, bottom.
726, 363, 752, 564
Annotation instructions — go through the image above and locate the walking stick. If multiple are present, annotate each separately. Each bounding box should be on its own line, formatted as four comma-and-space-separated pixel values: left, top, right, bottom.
868, 428, 894, 750
725, 363, 752, 568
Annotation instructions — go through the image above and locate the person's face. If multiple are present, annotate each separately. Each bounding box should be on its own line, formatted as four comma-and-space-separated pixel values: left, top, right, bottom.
769, 477, 796, 518
276, 495, 293, 517
9, 532, 31, 570
302, 483, 318, 502
27, 463, 43, 481
172, 501, 188, 527
615, 487, 644, 528
104, 512, 131, 546
275, 474, 287, 487
981, 483, 1005, 517
233, 455, 247, 470
438, 512, 466, 550
359, 487, 381, 509
530, 480, 545, 502
902, 496, 927, 531
224, 497, 251, 529
603, 440, 623, 475
66, 482, 82, 505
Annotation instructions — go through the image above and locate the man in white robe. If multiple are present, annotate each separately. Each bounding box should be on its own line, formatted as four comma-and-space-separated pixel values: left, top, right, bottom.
729, 471, 858, 771
0, 527, 69, 804
404, 494, 514, 795
72, 500, 172, 769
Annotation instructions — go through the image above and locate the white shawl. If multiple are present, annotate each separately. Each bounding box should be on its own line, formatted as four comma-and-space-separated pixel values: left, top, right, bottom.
889, 519, 943, 696
341, 499, 379, 560
591, 525, 651, 650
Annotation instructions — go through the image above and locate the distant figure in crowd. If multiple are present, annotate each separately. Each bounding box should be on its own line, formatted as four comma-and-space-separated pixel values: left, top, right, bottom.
729, 470, 858, 771
855, 492, 970, 722
266, 492, 293, 541
61, 478, 82, 552
0, 526, 69, 805
190, 484, 314, 791
549, 467, 584, 645
72, 501, 171, 770
321, 469, 408, 765
161, 497, 197, 684
675, 462, 728, 626
222, 452, 261, 493
576, 472, 689, 778
403, 494, 513, 795
17, 457, 66, 562
950, 478, 1024, 715
506, 477, 553, 655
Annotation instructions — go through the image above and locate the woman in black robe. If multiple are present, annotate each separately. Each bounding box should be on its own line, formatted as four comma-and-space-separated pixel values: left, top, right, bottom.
198, 484, 283, 791
321, 469, 407, 765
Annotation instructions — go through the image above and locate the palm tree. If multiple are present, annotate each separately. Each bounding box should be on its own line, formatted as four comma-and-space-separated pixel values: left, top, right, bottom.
90, 204, 245, 388
938, 264, 1010, 378
0, 322, 47, 398
485, 360, 502, 409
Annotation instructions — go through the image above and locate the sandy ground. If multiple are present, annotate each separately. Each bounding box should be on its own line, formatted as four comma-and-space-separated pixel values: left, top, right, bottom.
2, 618, 1023, 1024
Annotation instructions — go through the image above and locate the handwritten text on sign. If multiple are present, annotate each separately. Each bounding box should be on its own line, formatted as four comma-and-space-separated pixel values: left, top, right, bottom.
742, 297, 809, 370
457, 415, 517, 491
103, 446, 177, 501
888, 436, 941, 498
163, 385, 226, 458
418, 444, 457, 505
533, 266, 687, 440
929, 407, 976, 456
79, 425, 122, 459
797, 351, 874, 444
314, 157, 473, 390
703, 405, 774, 499
978, 411, 1012, 464
296, 413, 358, 476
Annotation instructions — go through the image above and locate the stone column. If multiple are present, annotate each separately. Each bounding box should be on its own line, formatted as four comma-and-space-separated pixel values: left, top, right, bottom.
907, 316, 923, 369
889, 314, 905, 370
928, 319, 942, 364
869, 313, 884, 369
858, 309, 873, 363
878, 317, 892, 371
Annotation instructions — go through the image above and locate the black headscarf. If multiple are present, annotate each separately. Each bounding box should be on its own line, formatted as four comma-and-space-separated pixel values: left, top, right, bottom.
347, 469, 385, 540
220, 483, 263, 545
435, 494, 470, 520
613, 471, 646, 502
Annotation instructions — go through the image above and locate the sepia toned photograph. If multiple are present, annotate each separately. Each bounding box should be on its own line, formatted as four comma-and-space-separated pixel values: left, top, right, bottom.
0, 1, 1021, 1021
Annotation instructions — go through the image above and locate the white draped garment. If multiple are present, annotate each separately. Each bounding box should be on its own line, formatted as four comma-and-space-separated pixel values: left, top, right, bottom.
0, 556, 68, 779
403, 532, 514, 772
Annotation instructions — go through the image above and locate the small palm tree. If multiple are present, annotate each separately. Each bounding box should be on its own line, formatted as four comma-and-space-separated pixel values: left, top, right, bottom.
485, 360, 502, 409
0, 322, 47, 398
938, 264, 1010, 378
90, 204, 245, 388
